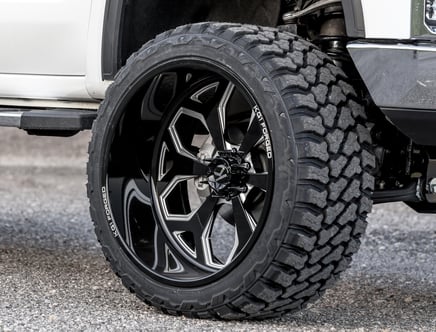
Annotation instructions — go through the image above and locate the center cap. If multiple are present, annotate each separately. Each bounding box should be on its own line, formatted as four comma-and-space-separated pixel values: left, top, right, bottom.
207, 150, 250, 200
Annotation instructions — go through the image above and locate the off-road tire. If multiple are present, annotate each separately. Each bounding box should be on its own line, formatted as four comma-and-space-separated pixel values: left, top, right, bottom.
87, 22, 375, 320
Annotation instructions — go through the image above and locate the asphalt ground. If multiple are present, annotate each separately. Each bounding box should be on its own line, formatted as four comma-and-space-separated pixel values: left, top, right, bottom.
0, 127, 435, 331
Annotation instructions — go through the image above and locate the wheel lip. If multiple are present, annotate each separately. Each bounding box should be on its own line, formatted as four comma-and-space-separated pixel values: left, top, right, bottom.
91, 36, 298, 294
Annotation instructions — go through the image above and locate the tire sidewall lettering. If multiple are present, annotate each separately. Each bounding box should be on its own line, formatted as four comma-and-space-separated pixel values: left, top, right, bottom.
253, 105, 273, 159
101, 186, 119, 238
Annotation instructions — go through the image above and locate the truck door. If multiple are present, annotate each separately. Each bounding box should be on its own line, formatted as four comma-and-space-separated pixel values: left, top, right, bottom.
0, 0, 91, 76
0, 0, 100, 102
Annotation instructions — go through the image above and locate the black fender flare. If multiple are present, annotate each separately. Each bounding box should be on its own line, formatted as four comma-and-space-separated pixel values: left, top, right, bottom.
341, 0, 365, 38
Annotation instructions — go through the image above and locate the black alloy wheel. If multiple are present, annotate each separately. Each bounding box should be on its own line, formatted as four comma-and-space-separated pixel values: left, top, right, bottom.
108, 69, 274, 284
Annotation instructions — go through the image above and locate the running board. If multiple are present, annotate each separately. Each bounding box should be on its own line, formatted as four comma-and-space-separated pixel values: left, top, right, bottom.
0, 108, 96, 135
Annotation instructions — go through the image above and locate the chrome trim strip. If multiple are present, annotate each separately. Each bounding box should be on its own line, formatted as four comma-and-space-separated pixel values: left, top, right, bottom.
0, 98, 100, 110
347, 43, 436, 52
0, 110, 23, 127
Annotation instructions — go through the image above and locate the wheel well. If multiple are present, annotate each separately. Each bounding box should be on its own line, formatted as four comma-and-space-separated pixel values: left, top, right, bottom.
103, 0, 281, 80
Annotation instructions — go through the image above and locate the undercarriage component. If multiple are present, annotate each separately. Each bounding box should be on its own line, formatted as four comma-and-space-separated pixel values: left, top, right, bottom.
424, 159, 436, 203
407, 155, 436, 210
426, 0, 436, 32
286, 6, 436, 208
372, 180, 422, 204
282, 0, 341, 23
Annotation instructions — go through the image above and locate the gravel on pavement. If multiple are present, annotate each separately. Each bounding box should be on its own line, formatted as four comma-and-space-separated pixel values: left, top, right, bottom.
0, 128, 435, 332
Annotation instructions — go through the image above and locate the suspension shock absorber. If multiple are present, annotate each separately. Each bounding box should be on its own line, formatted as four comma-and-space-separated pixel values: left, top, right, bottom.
317, 4, 366, 85
282, 2, 351, 68
317, 5, 349, 68
282, 1, 359, 78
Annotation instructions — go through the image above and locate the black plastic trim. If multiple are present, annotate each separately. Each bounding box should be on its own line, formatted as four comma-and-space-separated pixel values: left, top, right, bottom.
382, 108, 436, 146
341, 0, 365, 37
102, 0, 125, 80
21, 109, 97, 131
406, 201, 436, 213
372, 181, 420, 204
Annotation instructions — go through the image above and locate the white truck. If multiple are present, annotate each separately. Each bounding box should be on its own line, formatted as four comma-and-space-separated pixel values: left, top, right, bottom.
0, 0, 434, 320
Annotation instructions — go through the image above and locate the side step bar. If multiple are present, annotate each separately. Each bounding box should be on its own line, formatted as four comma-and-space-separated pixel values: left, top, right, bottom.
0, 108, 97, 135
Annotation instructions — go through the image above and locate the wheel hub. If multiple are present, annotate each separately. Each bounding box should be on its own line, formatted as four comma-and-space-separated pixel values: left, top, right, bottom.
207, 150, 250, 200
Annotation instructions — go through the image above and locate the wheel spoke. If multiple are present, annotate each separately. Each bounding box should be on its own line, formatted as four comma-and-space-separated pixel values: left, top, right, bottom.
190, 81, 220, 104
218, 203, 235, 225
160, 135, 208, 182
151, 226, 169, 272
191, 223, 212, 267
239, 114, 263, 155
122, 178, 152, 251
206, 82, 234, 151
190, 197, 219, 268
159, 153, 207, 182
232, 197, 256, 253
124, 178, 152, 206
141, 73, 179, 121
247, 173, 268, 191
175, 154, 208, 177
152, 226, 205, 275
106, 177, 151, 253
160, 196, 218, 238
190, 196, 219, 230
168, 107, 209, 161
163, 196, 219, 269
206, 107, 226, 151
156, 175, 194, 216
